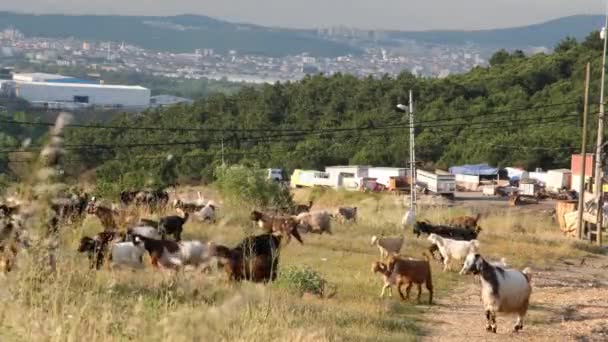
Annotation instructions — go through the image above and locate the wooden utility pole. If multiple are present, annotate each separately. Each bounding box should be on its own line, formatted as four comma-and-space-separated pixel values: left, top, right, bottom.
577, 62, 591, 239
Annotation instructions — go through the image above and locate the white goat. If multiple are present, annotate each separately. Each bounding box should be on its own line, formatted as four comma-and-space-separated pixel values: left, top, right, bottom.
461, 253, 532, 333
128, 226, 161, 240
195, 203, 216, 223
370, 235, 404, 259
427, 233, 479, 271
109, 241, 146, 269
460, 256, 507, 275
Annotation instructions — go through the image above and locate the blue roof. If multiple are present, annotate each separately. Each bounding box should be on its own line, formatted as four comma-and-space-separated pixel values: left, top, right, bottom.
449, 163, 499, 176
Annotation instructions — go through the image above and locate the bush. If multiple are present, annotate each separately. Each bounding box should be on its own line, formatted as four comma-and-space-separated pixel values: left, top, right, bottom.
277, 266, 328, 297
214, 164, 293, 209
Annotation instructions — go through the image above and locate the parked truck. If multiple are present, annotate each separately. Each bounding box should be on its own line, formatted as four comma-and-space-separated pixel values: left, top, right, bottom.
416, 169, 456, 198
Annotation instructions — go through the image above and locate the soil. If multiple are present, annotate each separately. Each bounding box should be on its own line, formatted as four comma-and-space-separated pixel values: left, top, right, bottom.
418, 255, 608, 341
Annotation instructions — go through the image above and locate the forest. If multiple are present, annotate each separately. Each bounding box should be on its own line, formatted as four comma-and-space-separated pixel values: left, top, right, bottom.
0, 32, 604, 195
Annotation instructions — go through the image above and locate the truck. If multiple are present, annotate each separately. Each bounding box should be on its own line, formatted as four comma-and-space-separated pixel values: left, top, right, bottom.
416, 169, 456, 198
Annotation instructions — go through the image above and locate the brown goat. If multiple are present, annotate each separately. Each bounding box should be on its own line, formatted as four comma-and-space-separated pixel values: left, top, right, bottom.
86, 202, 118, 231
250, 210, 303, 244
213, 234, 282, 283
447, 214, 481, 230
132, 234, 181, 269
386, 254, 434, 304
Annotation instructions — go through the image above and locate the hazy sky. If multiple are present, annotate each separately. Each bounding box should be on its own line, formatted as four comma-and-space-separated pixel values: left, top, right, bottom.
1, 0, 604, 30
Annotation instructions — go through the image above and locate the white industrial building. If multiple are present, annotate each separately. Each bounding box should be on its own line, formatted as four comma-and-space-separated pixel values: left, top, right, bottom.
6, 72, 151, 109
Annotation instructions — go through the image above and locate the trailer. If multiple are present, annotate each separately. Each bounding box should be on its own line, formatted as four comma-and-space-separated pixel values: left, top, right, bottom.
416, 169, 456, 198
367, 167, 408, 187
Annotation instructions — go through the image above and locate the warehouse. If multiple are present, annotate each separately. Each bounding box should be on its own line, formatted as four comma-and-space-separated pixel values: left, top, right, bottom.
6, 72, 151, 108
14, 81, 150, 108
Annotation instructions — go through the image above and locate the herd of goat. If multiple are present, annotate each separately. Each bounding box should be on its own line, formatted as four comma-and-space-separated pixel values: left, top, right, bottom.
0, 189, 533, 334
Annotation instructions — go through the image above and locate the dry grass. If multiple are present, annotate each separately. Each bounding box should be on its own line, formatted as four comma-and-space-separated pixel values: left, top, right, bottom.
0, 187, 604, 341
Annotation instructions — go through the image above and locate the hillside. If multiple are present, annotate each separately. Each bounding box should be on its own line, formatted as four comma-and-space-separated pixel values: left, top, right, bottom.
0, 12, 603, 57
387, 15, 604, 48
0, 12, 360, 57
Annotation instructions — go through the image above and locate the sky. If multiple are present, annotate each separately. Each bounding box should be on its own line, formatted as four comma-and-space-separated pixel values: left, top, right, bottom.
1, 0, 604, 30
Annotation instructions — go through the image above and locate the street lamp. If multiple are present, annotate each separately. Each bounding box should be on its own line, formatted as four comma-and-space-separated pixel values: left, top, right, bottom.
397, 90, 416, 228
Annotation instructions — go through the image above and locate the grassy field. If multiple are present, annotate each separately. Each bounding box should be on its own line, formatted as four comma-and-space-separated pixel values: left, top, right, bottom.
0, 187, 603, 341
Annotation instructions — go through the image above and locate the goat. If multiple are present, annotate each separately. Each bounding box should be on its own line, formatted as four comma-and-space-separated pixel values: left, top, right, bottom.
294, 211, 332, 235
133, 234, 214, 269
127, 226, 161, 240
173, 198, 206, 214
427, 233, 479, 271
86, 200, 118, 231
414, 221, 480, 262
386, 254, 434, 304
292, 200, 313, 215
77, 231, 127, 269
158, 210, 189, 241
370, 235, 404, 260
213, 233, 282, 283
447, 213, 482, 230
250, 210, 303, 244
108, 241, 146, 269
336, 206, 357, 223
461, 253, 532, 333
371, 261, 398, 298
195, 203, 216, 223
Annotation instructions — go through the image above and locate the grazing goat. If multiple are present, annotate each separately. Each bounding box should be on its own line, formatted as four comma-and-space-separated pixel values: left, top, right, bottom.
461, 253, 532, 333
292, 201, 313, 215
133, 234, 214, 269
173, 198, 206, 213
336, 206, 358, 223
195, 203, 216, 223
213, 233, 282, 283
447, 214, 482, 230
295, 211, 332, 235
370, 235, 404, 260
386, 254, 434, 304
158, 210, 189, 241
86, 200, 118, 231
427, 233, 479, 271
250, 210, 303, 244
77, 231, 127, 269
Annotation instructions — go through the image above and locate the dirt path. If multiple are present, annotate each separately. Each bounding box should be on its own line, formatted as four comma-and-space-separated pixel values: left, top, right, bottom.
419, 255, 608, 341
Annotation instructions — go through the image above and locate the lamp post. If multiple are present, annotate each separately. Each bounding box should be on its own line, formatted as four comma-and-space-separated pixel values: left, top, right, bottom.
397, 90, 416, 226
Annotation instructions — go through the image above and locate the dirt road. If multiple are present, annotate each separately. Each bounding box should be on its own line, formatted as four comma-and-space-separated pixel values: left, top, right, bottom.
419, 255, 608, 341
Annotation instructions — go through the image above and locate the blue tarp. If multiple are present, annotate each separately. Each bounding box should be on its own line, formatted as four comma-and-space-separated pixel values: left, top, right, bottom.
449, 163, 499, 176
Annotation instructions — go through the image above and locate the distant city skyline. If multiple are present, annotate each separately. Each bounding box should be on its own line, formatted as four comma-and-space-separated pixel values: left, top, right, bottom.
0, 0, 603, 31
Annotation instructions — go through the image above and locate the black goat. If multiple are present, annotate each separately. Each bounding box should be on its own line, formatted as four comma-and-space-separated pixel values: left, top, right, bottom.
214, 234, 282, 283
158, 212, 189, 241
77, 231, 126, 269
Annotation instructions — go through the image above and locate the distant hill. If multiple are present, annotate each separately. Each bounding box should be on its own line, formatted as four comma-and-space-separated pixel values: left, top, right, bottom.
386, 15, 604, 48
0, 12, 361, 57
0, 12, 603, 57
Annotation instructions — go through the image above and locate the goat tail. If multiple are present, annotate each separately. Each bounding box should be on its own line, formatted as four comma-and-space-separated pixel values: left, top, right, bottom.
500, 257, 507, 267
522, 267, 533, 283
470, 239, 480, 251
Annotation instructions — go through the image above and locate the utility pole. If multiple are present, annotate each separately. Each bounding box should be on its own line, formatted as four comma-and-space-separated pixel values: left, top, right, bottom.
595, 12, 608, 246
577, 62, 591, 240
221, 134, 225, 166
409, 90, 416, 218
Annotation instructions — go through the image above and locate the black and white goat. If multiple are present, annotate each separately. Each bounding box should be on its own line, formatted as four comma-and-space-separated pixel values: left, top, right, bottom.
461, 253, 532, 333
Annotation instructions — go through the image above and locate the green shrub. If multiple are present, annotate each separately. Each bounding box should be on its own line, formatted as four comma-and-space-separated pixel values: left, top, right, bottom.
214, 164, 293, 209
277, 266, 328, 297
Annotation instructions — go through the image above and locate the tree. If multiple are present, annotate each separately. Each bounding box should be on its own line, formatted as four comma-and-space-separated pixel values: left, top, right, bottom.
489, 49, 511, 66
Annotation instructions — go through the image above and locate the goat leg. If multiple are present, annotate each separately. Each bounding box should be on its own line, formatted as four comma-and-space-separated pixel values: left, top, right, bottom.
405, 282, 413, 301
513, 315, 524, 333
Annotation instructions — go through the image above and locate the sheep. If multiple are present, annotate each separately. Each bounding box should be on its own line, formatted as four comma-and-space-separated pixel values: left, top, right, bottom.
213, 233, 282, 283
336, 206, 357, 223
132, 234, 214, 269
295, 211, 332, 235
250, 210, 303, 244
427, 233, 479, 271
385, 254, 434, 304
370, 235, 404, 260
460, 253, 532, 333
158, 210, 189, 241
448, 213, 482, 230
